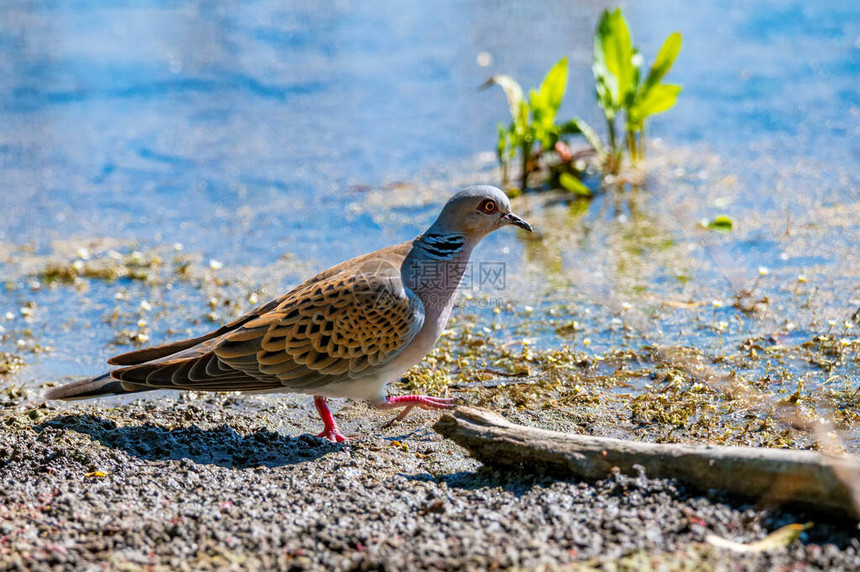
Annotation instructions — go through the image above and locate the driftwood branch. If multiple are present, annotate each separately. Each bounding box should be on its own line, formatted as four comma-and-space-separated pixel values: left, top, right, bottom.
433, 407, 860, 520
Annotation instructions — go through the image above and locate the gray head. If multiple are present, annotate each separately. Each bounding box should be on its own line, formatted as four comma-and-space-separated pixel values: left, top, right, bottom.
426, 185, 532, 239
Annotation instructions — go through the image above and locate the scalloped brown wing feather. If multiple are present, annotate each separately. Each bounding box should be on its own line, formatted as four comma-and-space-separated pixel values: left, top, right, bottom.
109, 243, 424, 393
106, 242, 412, 367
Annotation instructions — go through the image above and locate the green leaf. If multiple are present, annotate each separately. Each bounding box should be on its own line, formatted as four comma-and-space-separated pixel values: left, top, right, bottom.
559, 173, 592, 197
638, 83, 681, 116
535, 124, 561, 151
515, 100, 530, 138
592, 14, 615, 114
629, 83, 681, 129
594, 8, 634, 109
701, 215, 734, 233
538, 57, 568, 119
628, 48, 642, 105
481, 75, 525, 123
496, 124, 509, 163
506, 125, 517, 160
529, 58, 568, 149
593, 70, 619, 117
528, 87, 544, 116
643, 32, 682, 93
559, 119, 583, 135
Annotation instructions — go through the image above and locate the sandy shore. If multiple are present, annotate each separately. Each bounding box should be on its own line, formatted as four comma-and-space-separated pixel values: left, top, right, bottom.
2, 392, 858, 571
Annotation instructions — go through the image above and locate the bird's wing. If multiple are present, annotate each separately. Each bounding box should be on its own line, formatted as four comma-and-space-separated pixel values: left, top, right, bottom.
111, 246, 425, 393
107, 242, 413, 366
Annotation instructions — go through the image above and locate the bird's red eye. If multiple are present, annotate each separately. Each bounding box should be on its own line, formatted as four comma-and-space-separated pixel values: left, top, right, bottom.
479, 199, 497, 213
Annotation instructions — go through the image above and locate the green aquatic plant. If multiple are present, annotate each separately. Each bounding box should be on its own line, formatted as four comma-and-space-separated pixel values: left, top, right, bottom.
593, 7, 682, 171
483, 8, 682, 194
484, 58, 587, 194
700, 215, 734, 233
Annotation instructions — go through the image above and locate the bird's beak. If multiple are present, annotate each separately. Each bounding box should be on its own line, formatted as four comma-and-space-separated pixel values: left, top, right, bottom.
502, 212, 533, 232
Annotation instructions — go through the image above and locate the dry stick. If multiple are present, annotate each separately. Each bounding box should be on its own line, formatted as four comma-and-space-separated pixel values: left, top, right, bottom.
434, 407, 860, 521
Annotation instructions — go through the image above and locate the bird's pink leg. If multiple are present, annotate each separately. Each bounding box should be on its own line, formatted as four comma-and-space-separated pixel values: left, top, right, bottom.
314, 396, 348, 443
376, 395, 457, 425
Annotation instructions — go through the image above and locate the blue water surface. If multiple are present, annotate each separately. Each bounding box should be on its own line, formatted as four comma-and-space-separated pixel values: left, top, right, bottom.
1, 1, 855, 261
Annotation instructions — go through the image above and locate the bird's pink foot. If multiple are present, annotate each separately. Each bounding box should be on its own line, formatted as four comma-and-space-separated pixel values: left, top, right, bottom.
317, 426, 348, 443
377, 394, 457, 426
314, 396, 349, 443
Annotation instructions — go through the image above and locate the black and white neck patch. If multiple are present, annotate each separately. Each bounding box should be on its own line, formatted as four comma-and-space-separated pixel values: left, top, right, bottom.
418, 233, 465, 259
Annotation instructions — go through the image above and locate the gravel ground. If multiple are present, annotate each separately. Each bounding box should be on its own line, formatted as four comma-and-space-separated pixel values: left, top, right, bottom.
2, 393, 859, 571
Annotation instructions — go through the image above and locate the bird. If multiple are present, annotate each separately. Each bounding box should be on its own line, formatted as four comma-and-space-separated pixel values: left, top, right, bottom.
45, 186, 532, 442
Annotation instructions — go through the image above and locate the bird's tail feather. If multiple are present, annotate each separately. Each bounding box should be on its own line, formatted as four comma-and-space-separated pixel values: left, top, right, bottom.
44, 373, 150, 401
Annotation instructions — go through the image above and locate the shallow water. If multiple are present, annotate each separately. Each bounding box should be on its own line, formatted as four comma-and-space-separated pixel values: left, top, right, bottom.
1, 0, 858, 419
2, 1, 855, 249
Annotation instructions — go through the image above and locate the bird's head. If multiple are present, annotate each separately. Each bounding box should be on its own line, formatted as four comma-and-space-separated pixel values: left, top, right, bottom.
429, 185, 532, 240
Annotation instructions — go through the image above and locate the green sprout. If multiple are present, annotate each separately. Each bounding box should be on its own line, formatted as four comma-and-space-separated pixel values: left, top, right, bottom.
483, 8, 682, 195
593, 8, 682, 171
700, 215, 735, 233
484, 57, 576, 193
